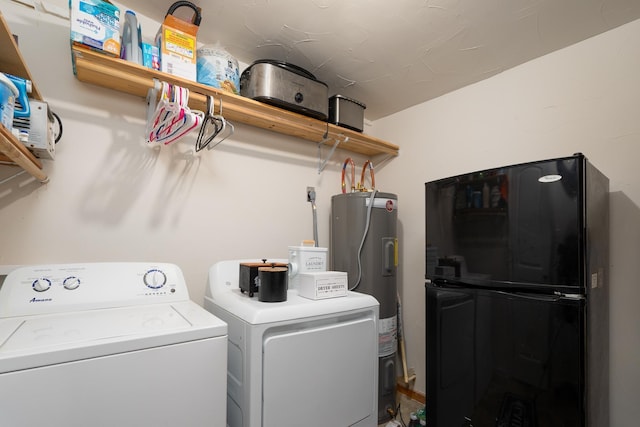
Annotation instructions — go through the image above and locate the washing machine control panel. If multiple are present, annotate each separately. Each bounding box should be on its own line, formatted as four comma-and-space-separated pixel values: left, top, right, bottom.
143, 269, 167, 289
0, 262, 190, 317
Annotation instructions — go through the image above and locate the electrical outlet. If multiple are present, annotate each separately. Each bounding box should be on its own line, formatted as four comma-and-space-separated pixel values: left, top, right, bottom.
306, 186, 316, 202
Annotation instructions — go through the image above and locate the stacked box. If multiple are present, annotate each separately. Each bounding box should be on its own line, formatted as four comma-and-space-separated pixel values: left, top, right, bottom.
142, 43, 160, 70
155, 14, 198, 80
297, 271, 348, 300
70, 0, 121, 57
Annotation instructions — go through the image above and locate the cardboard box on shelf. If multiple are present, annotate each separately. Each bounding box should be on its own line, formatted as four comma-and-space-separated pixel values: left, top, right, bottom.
70, 0, 120, 57
142, 43, 160, 70
155, 2, 201, 81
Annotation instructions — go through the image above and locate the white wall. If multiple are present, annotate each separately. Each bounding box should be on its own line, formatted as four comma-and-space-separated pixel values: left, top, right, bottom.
374, 17, 640, 425
0, 3, 371, 305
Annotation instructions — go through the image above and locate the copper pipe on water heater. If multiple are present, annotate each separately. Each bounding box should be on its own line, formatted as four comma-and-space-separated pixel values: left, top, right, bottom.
360, 160, 375, 191
341, 157, 355, 193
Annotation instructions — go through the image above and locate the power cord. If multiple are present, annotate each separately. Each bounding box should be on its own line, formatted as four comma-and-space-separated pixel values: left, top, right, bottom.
51, 111, 63, 143
396, 402, 407, 427
349, 189, 377, 291
384, 402, 406, 427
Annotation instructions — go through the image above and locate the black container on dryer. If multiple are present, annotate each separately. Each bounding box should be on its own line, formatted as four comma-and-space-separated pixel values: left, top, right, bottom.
330, 190, 398, 423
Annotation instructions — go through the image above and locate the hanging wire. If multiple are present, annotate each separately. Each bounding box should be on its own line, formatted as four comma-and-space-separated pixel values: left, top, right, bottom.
51, 111, 63, 143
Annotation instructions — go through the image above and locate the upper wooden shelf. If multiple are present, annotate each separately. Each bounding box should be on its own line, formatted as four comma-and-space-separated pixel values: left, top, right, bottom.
0, 12, 47, 183
71, 46, 399, 158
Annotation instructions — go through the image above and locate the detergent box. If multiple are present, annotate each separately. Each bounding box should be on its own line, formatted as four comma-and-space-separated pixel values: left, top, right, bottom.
155, 9, 200, 81
70, 0, 121, 57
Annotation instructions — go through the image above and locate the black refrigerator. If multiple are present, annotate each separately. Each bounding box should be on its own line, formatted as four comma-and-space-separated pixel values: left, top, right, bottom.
425, 153, 609, 427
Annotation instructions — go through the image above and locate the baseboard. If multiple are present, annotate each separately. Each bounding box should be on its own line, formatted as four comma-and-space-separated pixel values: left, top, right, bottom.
396, 383, 426, 404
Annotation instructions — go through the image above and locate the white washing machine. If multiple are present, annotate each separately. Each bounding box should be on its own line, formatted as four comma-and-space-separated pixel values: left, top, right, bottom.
204, 259, 380, 427
0, 262, 228, 427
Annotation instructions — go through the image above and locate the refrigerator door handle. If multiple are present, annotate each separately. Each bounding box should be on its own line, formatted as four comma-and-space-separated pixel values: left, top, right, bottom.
555, 292, 585, 300
494, 290, 584, 302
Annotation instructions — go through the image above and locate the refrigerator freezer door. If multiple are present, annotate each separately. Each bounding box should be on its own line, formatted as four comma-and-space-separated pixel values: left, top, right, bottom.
426, 284, 585, 427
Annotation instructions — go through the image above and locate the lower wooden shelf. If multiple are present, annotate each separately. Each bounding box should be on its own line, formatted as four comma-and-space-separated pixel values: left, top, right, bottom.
0, 124, 47, 182
0, 11, 47, 183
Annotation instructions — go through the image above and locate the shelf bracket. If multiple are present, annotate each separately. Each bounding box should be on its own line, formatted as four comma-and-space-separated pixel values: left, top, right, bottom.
317, 134, 348, 174
373, 152, 395, 170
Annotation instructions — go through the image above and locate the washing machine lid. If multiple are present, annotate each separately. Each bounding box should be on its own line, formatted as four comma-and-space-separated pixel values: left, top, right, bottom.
0, 301, 226, 373
205, 260, 379, 324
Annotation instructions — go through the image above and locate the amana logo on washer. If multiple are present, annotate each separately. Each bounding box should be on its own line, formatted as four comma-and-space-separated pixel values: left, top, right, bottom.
29, 297, 52, 303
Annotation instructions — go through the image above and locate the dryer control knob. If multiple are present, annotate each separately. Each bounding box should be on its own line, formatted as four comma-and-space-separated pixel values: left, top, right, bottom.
32, 278, 51, 292
144, 269, 167, 289
63, 276, 81, 290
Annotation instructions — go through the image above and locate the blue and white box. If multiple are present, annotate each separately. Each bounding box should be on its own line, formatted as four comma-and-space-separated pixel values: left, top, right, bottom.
70, 0, 121, 56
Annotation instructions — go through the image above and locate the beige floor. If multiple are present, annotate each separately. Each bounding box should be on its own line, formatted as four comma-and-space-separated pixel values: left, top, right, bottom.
378, 392, 425, 426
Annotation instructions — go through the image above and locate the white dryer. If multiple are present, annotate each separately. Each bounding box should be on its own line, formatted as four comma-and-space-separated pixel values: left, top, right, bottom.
0, 262, 228, 427
204, 259, 380, 427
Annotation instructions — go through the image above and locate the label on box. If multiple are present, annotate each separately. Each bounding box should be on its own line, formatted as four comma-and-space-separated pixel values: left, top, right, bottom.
313, 277, 347, 298
157, 25, 197, 80
298, 272, 347, 300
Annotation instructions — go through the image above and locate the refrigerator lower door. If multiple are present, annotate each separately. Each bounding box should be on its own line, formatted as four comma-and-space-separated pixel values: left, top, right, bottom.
426, 284, 585, 427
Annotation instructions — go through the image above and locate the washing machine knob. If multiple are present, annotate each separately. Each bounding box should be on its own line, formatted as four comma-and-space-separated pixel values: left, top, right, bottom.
144, 269, 167, 289
63, 276, 81, 290
32, 278, 51, 292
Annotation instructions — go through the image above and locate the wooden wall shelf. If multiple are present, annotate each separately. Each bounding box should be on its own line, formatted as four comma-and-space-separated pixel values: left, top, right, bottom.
0, 12, 47, 183
71, 46, 399, 159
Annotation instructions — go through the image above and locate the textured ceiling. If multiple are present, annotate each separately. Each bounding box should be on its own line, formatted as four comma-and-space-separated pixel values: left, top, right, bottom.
126, 0, 640, 120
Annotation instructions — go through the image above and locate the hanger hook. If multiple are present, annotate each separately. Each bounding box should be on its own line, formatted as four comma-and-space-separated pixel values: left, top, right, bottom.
206, 95, 214, 116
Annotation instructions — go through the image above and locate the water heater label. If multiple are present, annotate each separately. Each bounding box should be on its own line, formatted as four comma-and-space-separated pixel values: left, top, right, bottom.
378, 315, 398, 357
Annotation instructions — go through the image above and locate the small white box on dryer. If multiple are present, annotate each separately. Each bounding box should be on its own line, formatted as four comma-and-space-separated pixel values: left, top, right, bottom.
297, 271, 348, 300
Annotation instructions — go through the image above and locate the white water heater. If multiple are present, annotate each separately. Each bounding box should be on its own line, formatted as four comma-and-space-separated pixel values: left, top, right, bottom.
330, 191, 398, 423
